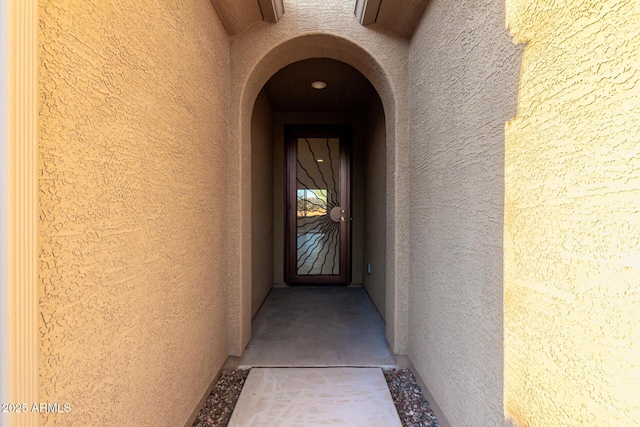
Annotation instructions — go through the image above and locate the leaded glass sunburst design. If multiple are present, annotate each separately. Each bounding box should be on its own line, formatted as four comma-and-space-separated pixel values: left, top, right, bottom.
296, 137, 340, 275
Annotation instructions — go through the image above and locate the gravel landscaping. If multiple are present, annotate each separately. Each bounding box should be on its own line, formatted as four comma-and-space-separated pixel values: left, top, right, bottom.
192, 368, 438, 427
384, 368, 439, 427
192, 370, 250, 427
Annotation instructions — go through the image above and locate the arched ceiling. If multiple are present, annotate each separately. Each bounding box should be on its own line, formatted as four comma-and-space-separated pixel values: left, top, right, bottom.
263, 58, 377, 112
209, 0, 429, 39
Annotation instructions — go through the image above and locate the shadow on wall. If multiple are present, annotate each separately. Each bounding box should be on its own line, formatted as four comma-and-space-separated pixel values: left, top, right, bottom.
406, 0, 523, 425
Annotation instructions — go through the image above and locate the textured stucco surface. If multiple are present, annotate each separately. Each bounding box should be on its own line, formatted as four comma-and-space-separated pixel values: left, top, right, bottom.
363, 97, 387, 319
38, 1, 230, 425
407, 0, 522, 425
228, 0, 411, 355
251, 91, 274, 316
505, 1, 640, 425
209, 0, 263, 36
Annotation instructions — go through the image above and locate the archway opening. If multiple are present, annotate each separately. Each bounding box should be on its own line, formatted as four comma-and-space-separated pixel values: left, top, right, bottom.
230, 33, 406, 357
243, 58, 389, 364
251, 58, 386, 312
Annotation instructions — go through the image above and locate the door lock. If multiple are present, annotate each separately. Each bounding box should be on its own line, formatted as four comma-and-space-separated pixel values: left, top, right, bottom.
330, 207, 346, 223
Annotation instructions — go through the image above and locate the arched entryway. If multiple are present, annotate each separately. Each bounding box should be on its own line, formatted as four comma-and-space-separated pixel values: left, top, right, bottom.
249, 56, 386, 305
241, 57, 392, 367
228, 33, 410, 357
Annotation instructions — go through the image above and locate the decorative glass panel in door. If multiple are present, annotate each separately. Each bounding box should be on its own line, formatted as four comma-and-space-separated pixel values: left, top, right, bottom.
286, 125, 351, 284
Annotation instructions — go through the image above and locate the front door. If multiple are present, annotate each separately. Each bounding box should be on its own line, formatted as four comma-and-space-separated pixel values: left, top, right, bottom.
286, 125, 351, 284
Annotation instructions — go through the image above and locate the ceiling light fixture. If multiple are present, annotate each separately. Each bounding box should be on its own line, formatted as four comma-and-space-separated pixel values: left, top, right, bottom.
311, 81, 327, 90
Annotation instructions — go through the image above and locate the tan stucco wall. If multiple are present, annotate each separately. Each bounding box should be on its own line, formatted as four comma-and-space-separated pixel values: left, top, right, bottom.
228, 0, 411, 355
407, 0, 522, 425
38, 1, 230, 425
251, 91, 274, 316
505, 1, 640, 425
363, 97, 387, 319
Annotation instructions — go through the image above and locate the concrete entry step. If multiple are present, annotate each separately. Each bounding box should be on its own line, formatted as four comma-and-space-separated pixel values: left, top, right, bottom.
239, 287, 395, 368
228, 367, 402, 427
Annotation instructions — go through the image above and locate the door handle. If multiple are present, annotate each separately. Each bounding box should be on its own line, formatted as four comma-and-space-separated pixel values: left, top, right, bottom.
329, 207, 346, 223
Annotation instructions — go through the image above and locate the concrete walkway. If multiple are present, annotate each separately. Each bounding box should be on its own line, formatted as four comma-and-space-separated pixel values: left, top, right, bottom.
232, 287, 399, 426
238, 286, 395, 368
228, 367, 402, 426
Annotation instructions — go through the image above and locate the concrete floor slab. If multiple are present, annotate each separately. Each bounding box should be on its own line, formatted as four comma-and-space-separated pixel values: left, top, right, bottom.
228, 367, 402, 427
238, 287, 395, 368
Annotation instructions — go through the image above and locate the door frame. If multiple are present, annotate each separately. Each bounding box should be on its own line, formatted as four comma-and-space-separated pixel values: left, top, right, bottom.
284, 124, 352, 285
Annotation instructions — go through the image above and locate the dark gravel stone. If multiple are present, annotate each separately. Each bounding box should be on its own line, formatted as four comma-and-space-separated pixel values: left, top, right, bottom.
384, 368, 439, 427
192, 369, 249, 427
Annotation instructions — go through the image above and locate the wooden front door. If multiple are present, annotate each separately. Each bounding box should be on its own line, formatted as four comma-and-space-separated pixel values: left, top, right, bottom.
285, 125, 351, 284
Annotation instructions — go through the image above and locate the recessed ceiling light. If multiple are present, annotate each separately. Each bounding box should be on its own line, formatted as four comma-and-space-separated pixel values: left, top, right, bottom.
311, 81, 327, 90
317, 159, 324, 163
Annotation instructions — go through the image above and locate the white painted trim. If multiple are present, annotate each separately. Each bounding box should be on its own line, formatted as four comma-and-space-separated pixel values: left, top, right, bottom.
2, 1, 39, 426
0, 0, 10, 424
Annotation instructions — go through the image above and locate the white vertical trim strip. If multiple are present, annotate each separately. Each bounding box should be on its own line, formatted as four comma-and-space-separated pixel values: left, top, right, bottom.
0, 0, 11, 420
7, 0, 39, 425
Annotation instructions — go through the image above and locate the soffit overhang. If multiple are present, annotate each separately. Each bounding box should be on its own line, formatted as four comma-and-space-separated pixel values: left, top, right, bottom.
368, 0, 430, 39
210, 0, 428, 39
209, 0, 284, 36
